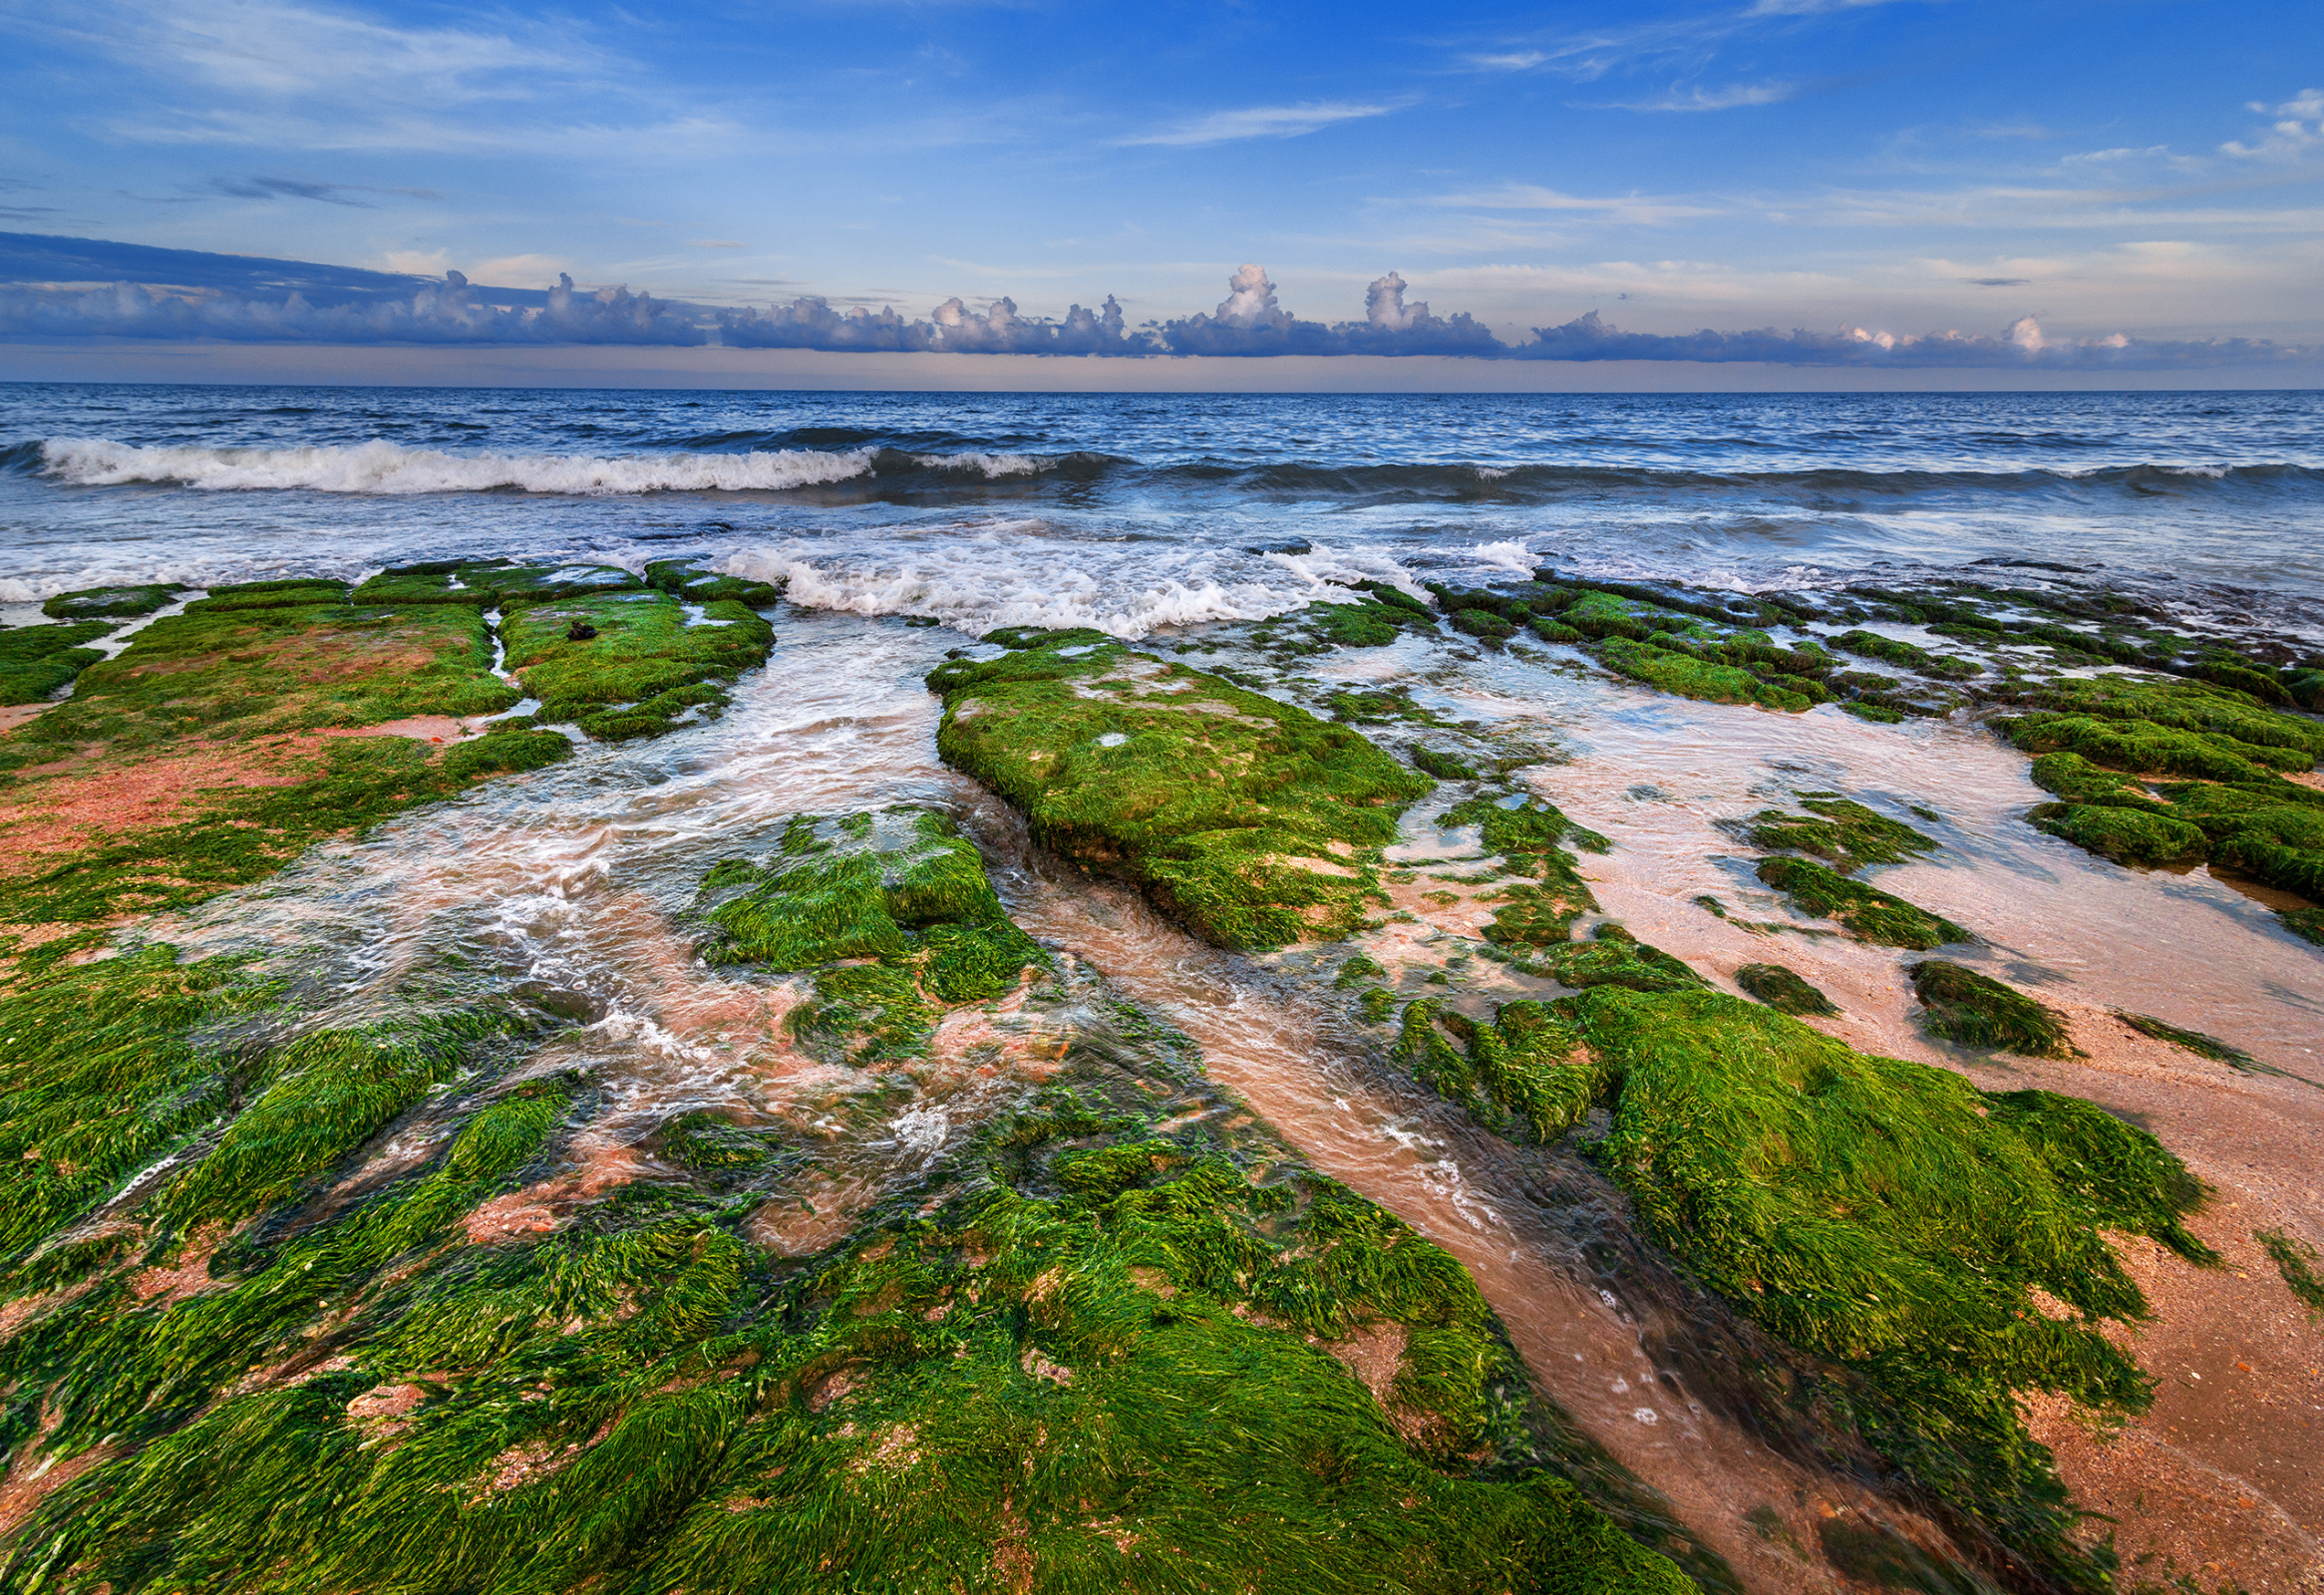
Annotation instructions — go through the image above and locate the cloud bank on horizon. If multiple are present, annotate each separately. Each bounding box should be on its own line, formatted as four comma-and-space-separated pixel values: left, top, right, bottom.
1, 0, 2318, 382
2, 237, 2306, 371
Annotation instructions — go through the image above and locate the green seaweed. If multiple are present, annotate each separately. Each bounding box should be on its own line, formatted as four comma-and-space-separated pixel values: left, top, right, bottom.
2027, 802, 2208, 866
701, 810, 1046, 1065
1597, 638, 1814, 713
1830, 631, 1982, 681
643, 560, 785, 608
926, 641, 1429, 951
1755, 857, 1970, 950
1909, 961, 2076, 1057
351, 559, 645, 608
1411, 746, 1481, 781
0, 623, 112, 706
40, 586, 178, 621
501, 591, 774, 741
2113, 1013, 2254, 1070
1747, 795, 1937, 873
0, 832, 1694, 1595
2255, 1228, 2324, 1315
1517, 925, 1706, 994
2281, 906, 2324, 945
1562, 987, 2206, 1592
1734, 962, 1837, 1015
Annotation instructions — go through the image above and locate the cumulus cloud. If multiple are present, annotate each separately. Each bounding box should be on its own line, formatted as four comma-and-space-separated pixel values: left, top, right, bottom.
718, 292, 1154, 355
0, 266, 705, 345
2221, 88, 2324, 159
2, 232, 2311, 368
1508, 309, 2301, 368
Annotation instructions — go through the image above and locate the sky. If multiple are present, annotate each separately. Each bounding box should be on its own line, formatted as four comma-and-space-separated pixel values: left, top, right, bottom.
0, 0, 2319, 387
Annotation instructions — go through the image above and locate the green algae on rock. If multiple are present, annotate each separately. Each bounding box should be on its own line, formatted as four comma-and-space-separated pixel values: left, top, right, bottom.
644, 559, 786, 608
351, 557, 647, 607
1435, 791, 1603, 950
501, 589, 775, 742
698, 809, 1048, 1066
1510, 924, 1706, 995
2256, 1228, 2324, 1316
0, 819, 1697, 1595
0, 587, 569, 938
1395, 982, 2213, 1593
1754, 856, 1970, 950
1746, 795, 1937, 873
0, 622, 112, 706
926, 634, 1430, 951
1734, 962, 1837, 1016
40, 585, 180, 621
1909, 961, 2077, 1058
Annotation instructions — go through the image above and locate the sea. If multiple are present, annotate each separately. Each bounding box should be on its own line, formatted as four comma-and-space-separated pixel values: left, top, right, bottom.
3, 384, 2322, 632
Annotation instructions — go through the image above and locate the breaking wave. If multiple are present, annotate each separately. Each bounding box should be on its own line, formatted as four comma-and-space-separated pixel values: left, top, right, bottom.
18, 439, 1102, 495
728, 539, 1422, 641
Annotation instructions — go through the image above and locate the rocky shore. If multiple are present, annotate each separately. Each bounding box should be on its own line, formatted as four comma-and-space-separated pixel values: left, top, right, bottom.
0, 558, 2315, 1594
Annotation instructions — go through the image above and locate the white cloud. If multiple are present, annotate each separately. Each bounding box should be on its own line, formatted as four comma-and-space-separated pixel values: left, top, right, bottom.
1462, 51, 1547, 72
1117, 101, 1399, 148
472, 254, 569, 287
2221, 88, 2324, 159
1421, 183, 1722, 224
1611, 82, 1800, 112
378, 247, 450, 276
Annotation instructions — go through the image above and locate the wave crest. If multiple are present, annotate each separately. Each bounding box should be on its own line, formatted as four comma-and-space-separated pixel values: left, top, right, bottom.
31, 438, 880, 494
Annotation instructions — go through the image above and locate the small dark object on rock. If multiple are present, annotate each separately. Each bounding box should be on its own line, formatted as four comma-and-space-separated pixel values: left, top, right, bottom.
565, 620, 598, 641
1736, 962, 1837, 1016
945, 648, 971, 659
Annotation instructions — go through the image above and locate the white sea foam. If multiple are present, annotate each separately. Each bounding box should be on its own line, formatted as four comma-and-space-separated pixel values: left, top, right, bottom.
729, 536, 1416, 640
912, 452, 1045, 478
36, 438, 878, 495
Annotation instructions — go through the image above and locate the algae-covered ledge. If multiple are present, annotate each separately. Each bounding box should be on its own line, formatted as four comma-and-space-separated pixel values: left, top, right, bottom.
920, 588, 2319, 1595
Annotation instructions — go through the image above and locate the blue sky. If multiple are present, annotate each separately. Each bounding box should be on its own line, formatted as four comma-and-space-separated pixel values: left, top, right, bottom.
0, 0, 2319, 382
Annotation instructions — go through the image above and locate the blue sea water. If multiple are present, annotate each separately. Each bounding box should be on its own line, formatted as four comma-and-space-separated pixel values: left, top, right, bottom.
3, 384, 2319, 634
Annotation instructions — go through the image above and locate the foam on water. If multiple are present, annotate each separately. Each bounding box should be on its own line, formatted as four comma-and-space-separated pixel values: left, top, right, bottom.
36, 437, 881, 494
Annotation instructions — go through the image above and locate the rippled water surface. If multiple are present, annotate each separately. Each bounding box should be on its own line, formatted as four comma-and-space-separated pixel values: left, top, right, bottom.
6, 386, 2324, 631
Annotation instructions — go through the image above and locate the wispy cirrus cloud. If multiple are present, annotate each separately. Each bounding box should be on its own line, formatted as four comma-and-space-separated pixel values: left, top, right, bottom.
1418, 183, 1723, 224
1611, 81, 1801, 112
209, 174, 443, 205
1115, 101, 1402, 148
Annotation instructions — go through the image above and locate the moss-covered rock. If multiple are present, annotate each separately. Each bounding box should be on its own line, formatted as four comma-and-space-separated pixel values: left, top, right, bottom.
1734, 962, 1836, 1015
40, 584, 178, 621
1450, 607, 1516, 642
502, 591, 774, 741
0, 825, 1698, 1595
0, 595, 566, 934
1829, 630, 1981, 680
698, 810, 1048, 1066
1597, 638, 1814, 713
0, 622, 111, 706
926, 637, 1430, 951
2028, 801, 2208, 866
1910, 961, 2076, 1057
1746, 794, 1935, 873
643, 559, 786, 608
1393, 982, 2211, 1593
352, 558, 646, 608
1755, 857, 1970, 950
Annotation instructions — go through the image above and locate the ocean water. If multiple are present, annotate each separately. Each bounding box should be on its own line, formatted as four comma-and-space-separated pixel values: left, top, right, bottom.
4, 384, 2322, 635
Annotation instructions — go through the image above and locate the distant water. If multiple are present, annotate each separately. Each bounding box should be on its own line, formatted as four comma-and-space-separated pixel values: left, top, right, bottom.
3, 384, 2319, 635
